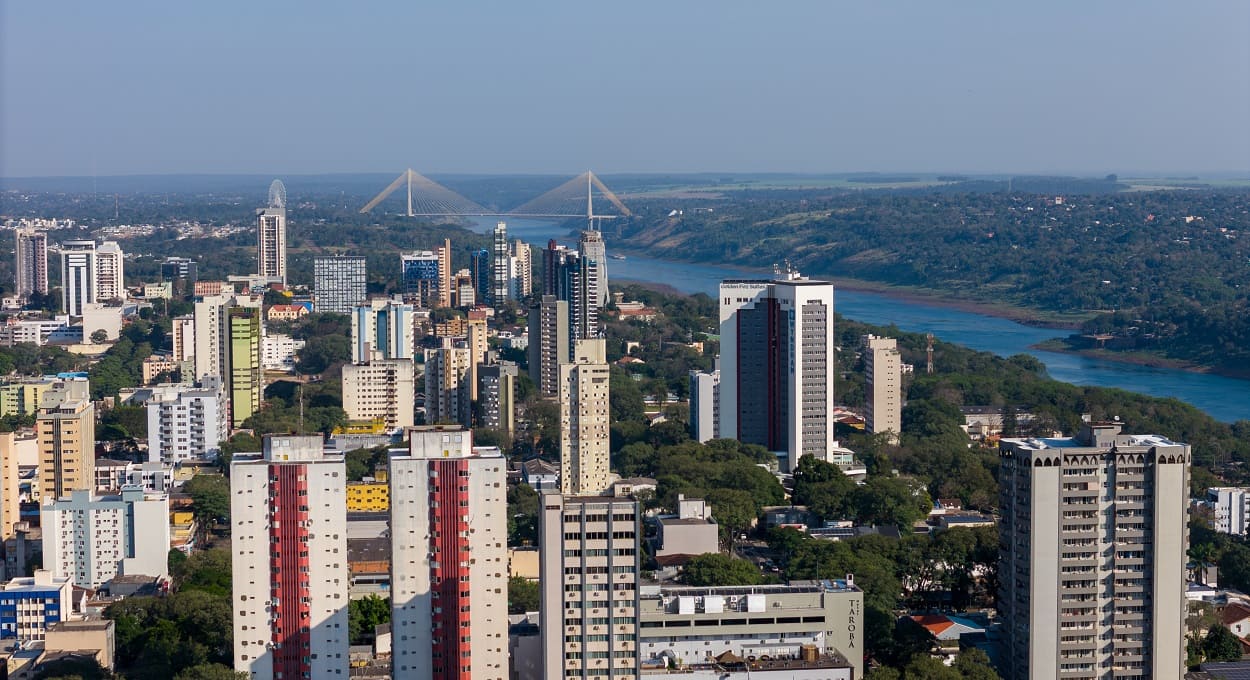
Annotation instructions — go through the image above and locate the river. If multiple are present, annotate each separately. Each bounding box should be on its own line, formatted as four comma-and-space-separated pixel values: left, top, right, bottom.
471, 217, 1250, 423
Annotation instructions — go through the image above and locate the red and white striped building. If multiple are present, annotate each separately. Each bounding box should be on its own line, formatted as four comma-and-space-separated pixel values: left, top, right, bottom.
231, 435, 349, 679
389, 426, 508, 679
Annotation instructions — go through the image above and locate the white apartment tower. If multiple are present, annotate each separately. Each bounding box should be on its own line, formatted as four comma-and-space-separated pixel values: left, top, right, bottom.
578, 229, 608, 308
388, 426, 507, 679
15, 229, 48, 298
351, 298, 415, 363
231, 436, 348, 680
256, 207, 287, 283
144, 378, 229, 462
689, 367, 720, 443
491, 221, 511, 306
719, 273, 836, 472
424, 345, 472, 427
342, 359, 416, 431
560, 338, 611, 496
539, 493, 640, 679
41, 487, 170, 589
59, 240, 96, 317
1208, 487, 1250, 536
510, 238, 532, 300
94, 241, 125, 301
998, 422, 1190, 680
864, 334, 903, 445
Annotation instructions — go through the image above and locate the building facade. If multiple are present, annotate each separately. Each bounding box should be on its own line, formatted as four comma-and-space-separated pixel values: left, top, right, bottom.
1208, 487, 1250, 537
351, 298, 415, 363
228, 307, 263, 427
559, 339, 611, 496
718, 274, 836, 472
14, 229, 48, 299
688, 368, 720, 443
145, 378, 229, 462
578, 229, 608, 308
527, 295, 569, 398
60, 240, 96, 317
95, 241, 125, 301
314, 256, 368, 314
388, 426, 507, 679
231, 436, 348, 680
342, 359, 416, 432
491, 222, 511, 306
0, 571, 73, 642
998, 422, 1190, 679
256, 206, 287, 283
41, 487, 170, 589
477, 362, 517, 435
424, 346, 472, 427
37, 378, 95, 501
863, 334, 902, 444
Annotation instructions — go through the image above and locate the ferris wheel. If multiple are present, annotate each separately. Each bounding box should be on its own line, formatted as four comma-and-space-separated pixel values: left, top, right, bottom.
268, 179, 287, 209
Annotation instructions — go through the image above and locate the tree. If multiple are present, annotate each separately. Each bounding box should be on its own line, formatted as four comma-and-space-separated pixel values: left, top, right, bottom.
33, 656, 112, 679
183, 475, 231, 525
174, 665, 249, 680
680, 554, 762, 587
90, 329, 109, 344
348, 595, 391, 645
508, 483, 540, 546
1203, 624, 1244, 662
609, 368, 646, 422
508, 576, 539, 614
706, 488, 757, 548
951, 648, 1002, 679
792, 455, 856, 521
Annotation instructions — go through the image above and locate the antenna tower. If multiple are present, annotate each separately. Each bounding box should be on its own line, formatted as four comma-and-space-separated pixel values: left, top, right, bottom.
926, 333, 935, 374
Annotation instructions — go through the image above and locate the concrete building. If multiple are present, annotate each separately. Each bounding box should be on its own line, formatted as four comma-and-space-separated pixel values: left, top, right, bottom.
342, 359, 416, 432
0, 432, 25, 568
655, 495, 719, 559
44, 619, 116, 672
539, 493, 640, 679
863, 334, 902, 444
352, 298, 415, 363
314, 255, 368, 314
564, 251, 602, 342
0, 379, 55, 419
477, 362, 517, 435
256, 206, 287, 283
719, 273, 836, 472
94, 241, 125, 301
59, 240, 96, 317
401, 240, 452, 308
231, 436, 348, 680
14, 229, 48, 299
424, 345, 472, 427
998, 422, 1190, 679
688, 368, 720, 443
388, 426, 507, 678
578, 229, 608, 308
637, 580, 863, 677
0, 571, 73, 642
1207, 487, 1250, 537
527, 295, 569, 398
510, 239, 532, 300
94, 461, 173, 495
144, 378, 229, 462
192, 295, 229, 382
171, 314, 194, 364
560, 339, 611, 496
160, 256, 197, 292
491, 221, 511, 306
36, 378, 95, 501
41, 487, 170, 589
227, 306, 263, 427
261, 333, 304, 371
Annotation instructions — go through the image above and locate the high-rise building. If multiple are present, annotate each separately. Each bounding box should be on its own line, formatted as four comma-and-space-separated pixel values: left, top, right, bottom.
314, 256, 368, 314
95, 241, 125, 301
465, 318, 488, 402
564, 251, 602, 341
59, 240, 96, 317
1207, 487, 1250, 537
578, 229, 608, 308
387, 426, 508, 678
231, 436, 348, 680
510, 239, 532, 300
527, 295, 569, 398
0, 571, 73, 643
171, 314, 196, 363
342, 359, 416, 431
144, 378, 229, 463
477, 362, 517, 435
452, 269, 476, 308
256, 207, 287, 283
470, 248, 491, 305
193, 296, 229, 382
541, 240, 570, 297
718, 273, 836, 472
37, 378, 95, 501
434, 238, 453, 308
489, 221, 512, 307
401, 251, 442, 308
863, 335, 902, 445
998, 422, 1190, 679
539, 493, 640, 679
0, 432, 26, 567
228, 307, 263, 428
15, 229, 48, 299
689, 367, 720, 443
351, 297, 415, 363
41, 487, 170, 589
160, 256, 198, 287
560, 338, 611, 496
423, 345, 472, 427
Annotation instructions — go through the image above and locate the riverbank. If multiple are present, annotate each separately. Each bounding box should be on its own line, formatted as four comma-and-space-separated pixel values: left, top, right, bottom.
1029, 338, 1250, 381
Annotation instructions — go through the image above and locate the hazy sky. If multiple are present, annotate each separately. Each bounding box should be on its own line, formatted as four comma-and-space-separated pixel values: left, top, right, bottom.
3, 1, 1248, 177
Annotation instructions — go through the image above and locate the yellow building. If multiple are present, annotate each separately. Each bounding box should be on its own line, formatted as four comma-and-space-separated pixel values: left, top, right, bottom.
37, 379, 95, 501
333, 418, 388, 435
0, 380, 53, 418
346, 482, 389, 511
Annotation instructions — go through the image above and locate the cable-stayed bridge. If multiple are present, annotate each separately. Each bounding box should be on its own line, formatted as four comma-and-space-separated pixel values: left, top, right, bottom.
359, 169, 632, 223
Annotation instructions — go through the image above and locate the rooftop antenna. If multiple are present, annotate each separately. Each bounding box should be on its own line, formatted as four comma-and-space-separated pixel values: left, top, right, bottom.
926, 333, 935, 374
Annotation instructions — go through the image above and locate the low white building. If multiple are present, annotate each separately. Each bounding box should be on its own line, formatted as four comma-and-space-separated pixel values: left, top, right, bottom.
1208, 487, 1250, 537
40, 487, 171, 589
144, 378, 228, 462
261, 333, 305, 371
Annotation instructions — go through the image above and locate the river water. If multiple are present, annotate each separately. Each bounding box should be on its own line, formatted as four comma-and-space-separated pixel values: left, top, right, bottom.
472, 217, 1250, 423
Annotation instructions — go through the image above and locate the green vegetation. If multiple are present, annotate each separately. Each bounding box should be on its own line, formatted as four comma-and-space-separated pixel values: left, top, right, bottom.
508, 576, 540, 614
348, 595, 391, 645
679, 553, 766, 587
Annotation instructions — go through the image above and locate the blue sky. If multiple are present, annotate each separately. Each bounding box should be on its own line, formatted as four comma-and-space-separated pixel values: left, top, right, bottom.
3, 1, 1248, 177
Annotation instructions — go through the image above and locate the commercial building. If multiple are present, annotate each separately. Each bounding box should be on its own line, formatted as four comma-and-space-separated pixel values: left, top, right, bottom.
314, 255, 368, 314
527, 295, 569, 398
351, 298, 415, 363
230, 436, 348, 680
160, 256, 198, 291
1208, 487, 1250, 537
564, 251, 602, 342
388, 426, 507, 678
144, 378, 229, 462
59, 240, 97, 317
718, 273, 836, 472
0, 570, 73, 642
998, 422, 1190, 679
863, 335, 902, 444
688, 368, 720, 443
637, 580, 863, 677
477, 362, 518, 435
560, 339, 611, 496
227, 306, 263, 427
539, 493, 640, 679
14, 228, 48, 299
40, 487, 170, 589
471, 248, 491, 305
401, 240, 452, 308
94, 241, 125, 301
256, 206, 287, 283
424, 345, 472, 427
37, 377, 95, 501
342, 359, 416, 432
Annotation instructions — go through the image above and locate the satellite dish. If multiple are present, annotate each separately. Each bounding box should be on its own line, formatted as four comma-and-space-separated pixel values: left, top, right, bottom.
268, 179, 287, 209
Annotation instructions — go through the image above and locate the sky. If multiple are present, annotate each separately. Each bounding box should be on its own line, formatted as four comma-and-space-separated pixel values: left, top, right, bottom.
3, 1, 1248, 178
